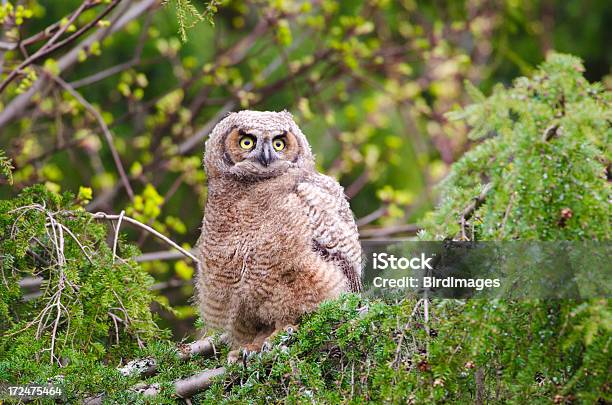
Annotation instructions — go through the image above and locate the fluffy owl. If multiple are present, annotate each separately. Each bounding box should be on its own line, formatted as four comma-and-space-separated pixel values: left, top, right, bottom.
195, 110, 362, 355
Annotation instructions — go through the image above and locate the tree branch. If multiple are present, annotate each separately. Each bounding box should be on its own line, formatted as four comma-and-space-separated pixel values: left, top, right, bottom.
0, 0, 108, 94
461, 183, 493, 223
359, 224, 419, 238
51, 75, 135, 200
92, 212, 200, 265
84, 338, 224, 404
459, 183, 493, 240
0, 0, 159, 130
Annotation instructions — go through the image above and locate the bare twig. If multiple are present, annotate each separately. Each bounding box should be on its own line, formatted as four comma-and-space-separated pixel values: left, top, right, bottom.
110, 289, 144, 348
345, 168, 370, 199
92, 212, 200, 265
135, 249, 195, 262
359, 224, 419, 238
112, 210, 125, 262
459, 183, 493, 241
356, 205, 388, 227
59, 224, 94, 264
461, 183, 493, 223
51, 75, 135, 200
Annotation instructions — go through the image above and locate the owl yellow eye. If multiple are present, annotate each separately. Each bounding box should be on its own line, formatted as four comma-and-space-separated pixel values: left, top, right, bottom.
272, 138, 285, 151
239, 135, 255, 150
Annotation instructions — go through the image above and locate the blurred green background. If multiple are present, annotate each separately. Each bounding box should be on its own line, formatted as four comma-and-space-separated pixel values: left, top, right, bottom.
1, 0, 610, 338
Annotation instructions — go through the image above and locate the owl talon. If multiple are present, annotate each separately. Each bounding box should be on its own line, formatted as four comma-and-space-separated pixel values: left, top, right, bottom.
277, 324, 298, 343
227, 347, 258, 365
242, 347, 260, 364
261, 340, 272, 352
285, 324, 298, 335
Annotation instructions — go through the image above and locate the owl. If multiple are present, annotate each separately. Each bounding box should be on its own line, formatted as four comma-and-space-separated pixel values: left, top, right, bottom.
195, 110, 362, 358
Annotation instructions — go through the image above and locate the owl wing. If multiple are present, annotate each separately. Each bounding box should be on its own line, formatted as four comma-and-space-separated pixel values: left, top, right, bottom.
296, 174, 362, 292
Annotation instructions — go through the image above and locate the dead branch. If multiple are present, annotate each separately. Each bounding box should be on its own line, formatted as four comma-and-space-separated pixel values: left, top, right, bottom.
345, 168, 370, 199
131, 367, 227, 400
51, 75, 135, 200
91, 212, 200, 265
176, 336, 218, 360
359, 224, 419, 238
135, 249, 194, 262
356, 205, 388, 227
111, 210, 126, 262
459, 183, 492, 241
173, 367, 226, 398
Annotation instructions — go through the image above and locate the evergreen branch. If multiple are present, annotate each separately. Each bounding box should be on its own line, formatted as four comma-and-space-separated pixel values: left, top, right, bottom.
164, 0, 221, 41
84, 336, 224, 404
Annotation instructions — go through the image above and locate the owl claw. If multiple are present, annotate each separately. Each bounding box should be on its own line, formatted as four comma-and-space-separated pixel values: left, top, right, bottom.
278, 324, 298, 343
227, 348, 255, 365
241, 349, 250, 364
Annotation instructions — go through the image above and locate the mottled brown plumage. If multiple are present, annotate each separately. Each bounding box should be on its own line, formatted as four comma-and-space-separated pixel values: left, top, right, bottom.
195, 110, 361, 353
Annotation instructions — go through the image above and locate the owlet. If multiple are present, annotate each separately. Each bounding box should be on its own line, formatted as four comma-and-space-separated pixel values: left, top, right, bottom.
195, 110, 362, 354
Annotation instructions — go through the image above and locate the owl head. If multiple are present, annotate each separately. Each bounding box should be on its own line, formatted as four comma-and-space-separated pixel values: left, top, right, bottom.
204, 110, 314, 180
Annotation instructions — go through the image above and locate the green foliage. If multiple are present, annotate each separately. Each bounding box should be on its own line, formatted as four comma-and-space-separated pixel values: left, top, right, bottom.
199, 295, 610, 404
202, 294, 434, 403
164, 0, 220, 41
0, 186, 169, 400
423, 53, 610, 241
0, 149, 13, 185
408, 54, 611, 402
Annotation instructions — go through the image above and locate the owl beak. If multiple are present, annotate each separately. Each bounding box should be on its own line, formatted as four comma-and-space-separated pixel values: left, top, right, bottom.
258, 142, 275, 167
